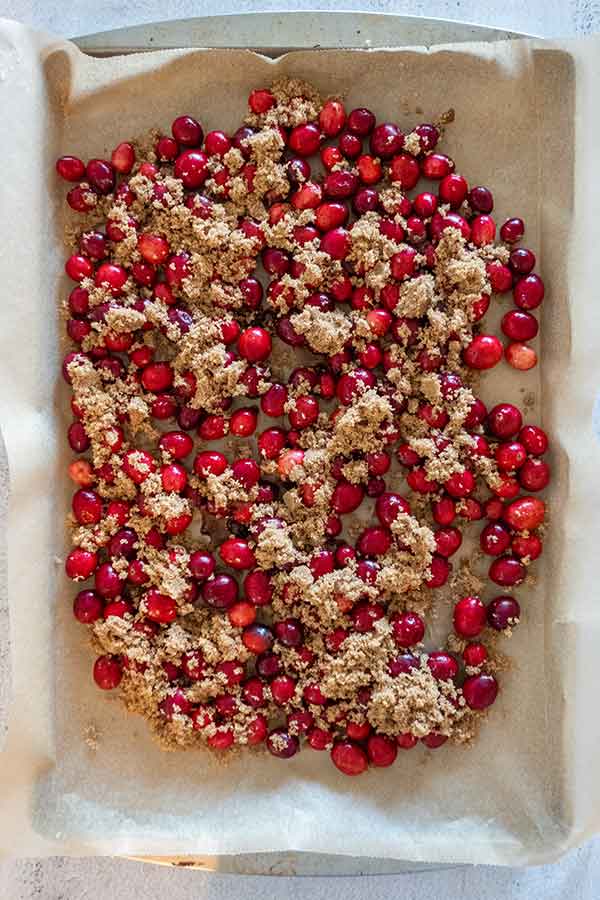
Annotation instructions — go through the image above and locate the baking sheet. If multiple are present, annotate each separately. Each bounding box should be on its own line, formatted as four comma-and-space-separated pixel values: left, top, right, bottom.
0, 18, 599, 866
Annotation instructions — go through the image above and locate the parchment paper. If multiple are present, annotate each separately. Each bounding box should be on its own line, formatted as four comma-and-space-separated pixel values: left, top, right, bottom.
0, 18, 599, 866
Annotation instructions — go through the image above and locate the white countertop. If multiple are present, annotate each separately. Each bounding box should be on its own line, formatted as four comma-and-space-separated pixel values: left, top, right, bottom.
1, 0, 599, 897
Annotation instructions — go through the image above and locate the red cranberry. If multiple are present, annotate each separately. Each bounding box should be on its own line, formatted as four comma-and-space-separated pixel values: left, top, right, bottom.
422, 153, 454, 179
434, 526, 462, 557
389, 153, 420, 189
274, 618, 303, 648
331, 740, 368, 776
463, 334, 502, 369
94, 562, 122, 599
504, 496, 546, 531
73, 589, 103, 623
270, 674, 297, 705
390, 247, 417, 280
242, 624, 273, 654
427, 651, 458, 681
480, 522, 512, 556
495, 441, 527, 472
518, 425, 548, 456
487, 403, 523, 439
331, 481, 364, 515
56, 155, 85, 181
289, 123, 320, 156
323, 171, 359, 199
391, 611, 425, 647
67, 184, 97, 212
367, 734, 398, 767
501, 310, 538, 341
347, 107, 375, 135
422, 733, 448, 749
444, 469, 475, 498
407, 468, 439, 494
509, 248, 536, 275
471, 215, 496, 246
370, 123, 403, 158
171, 115, 203, 146
351, 601, 385, 633
108, 528, 138, 559
500, 216, 524, 243
463, 642, 488, 667
86, 159, 115, 194
145, 589, 177, 623
514, 274, 544, 310
487, 260, 513, 293
318, 99, 346, 136
228, 601, 256, 628
202, 574, 238, 609
389, 653, 419, 676
468, 186, 494, 213
339, 131, 362, 159
439, 173, 468, 206
489, 555, 526, 587
93, 655, 122, 690
463, 674, 499, 710
357, 526, 391, 556
174, 149, 209, 188
453, 596, 486, 638
519, 457, 550, 492
181, 650, 205, 681
220, 538, 256, 570
397, 733, 418, 749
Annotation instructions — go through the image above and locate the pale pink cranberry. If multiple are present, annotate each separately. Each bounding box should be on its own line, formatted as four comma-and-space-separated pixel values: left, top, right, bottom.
509, 247, 536, 275
519, 457, 550, 492
514, 274, 544, 310
86, 159, 115, 194
505, 342, 538, 371
501, 309, 538, 341
500, 217, 524, 243
331, 740, 368, 775
468, 185, 494, 213
174, 149, 208, 187
427, 651, 458, 681
391, 611, 425, 647
480, 522, 511, 556
487, 403, 523, 439
388, 153, 420, 189
219, 538, 256, 570
370, 122, 404, 157
73, 589, 103, 623
202, 574, 238, 609
367, 734, 398, 767
453, 596, 486, 638
93, 655, 122, 690
463, 674, 499, 710
489, 555, 526, 587
463, 642, 488, 667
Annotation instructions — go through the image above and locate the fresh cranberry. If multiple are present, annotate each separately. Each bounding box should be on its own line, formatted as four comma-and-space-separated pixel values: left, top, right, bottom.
391, 611, 425, 647
505, 342, 538, 371
427, 651, 458, 681
220, 538, 256, 570
463, 334, 503, 369
468, 186, 494, 213
422, 153, 454, 179
463, 674, 499, 710
357, 526, 391, 556
352, 601, 385, 633
519, 457, 550, 491
509, 248, 536, 275
487, 403, 523, 439
174, 149, 209, 187
370, 123, 403, 157
434, 526, 462, 557
73, 589, 103, 623
202, 574, 238, 609
453, 596, 486, 638
463, 642, 488, 667
86, 159, 115, 194
323, 170, 359, 199
514, 274, 544, 310
519, 425, 548, 456
367, 734, 398, 767
289, 123, 320, 156
512, 533, 543, 560
504, 496, 545, 530
480, 522, 511, 556
422, 733, 448, 749
266, 729, 299, 758
495, 441, 527, 472
489, 555, 526, 587
487, 261, 513, 293
389, 153, 420, 189
93, 655, 122, 690
500, 217, 524, 243
270, 674, 297, 705
331, 740, 369, 775
331, 481, 364, 514
501, 310, 538, 341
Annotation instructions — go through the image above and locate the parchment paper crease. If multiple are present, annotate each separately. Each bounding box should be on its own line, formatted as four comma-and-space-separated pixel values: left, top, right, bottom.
0, 18, 599, 865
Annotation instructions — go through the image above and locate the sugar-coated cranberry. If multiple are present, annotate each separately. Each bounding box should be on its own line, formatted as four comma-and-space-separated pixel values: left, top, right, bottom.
267, 729, 299, 758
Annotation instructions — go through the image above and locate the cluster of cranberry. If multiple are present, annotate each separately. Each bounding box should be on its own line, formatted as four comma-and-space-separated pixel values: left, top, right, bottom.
58, 84, 549, 776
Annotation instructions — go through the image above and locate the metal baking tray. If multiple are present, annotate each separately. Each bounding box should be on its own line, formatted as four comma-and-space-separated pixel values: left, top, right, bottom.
73, 10, 530, 876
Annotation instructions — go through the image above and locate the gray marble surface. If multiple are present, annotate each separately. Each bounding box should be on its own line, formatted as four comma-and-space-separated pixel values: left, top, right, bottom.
1, 0, 600, 896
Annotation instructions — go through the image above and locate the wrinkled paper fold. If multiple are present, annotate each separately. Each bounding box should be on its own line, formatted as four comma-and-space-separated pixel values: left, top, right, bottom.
0, 18, 599, 865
